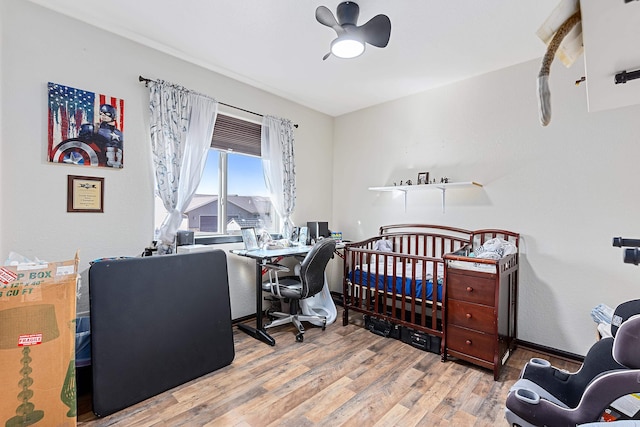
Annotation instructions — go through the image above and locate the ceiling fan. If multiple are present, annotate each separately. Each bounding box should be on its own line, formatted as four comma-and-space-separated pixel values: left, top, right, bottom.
315, 1, 391, 60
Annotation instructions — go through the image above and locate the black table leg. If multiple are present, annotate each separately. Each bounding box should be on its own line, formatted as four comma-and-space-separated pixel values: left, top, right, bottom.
237, 323, 275, 346
236, 259, 275, 346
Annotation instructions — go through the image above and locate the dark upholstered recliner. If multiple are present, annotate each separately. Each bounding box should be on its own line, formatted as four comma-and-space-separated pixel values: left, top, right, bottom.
262, 238, 336, 342
505, 299, 640, 426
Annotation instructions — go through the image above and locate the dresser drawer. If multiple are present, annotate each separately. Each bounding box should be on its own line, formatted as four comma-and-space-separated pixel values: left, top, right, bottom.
447, 273, 495, 306
446, 325, 494, 362
447, 300, 495, 334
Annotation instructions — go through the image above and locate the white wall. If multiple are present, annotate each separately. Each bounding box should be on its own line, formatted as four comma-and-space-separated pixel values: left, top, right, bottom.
4, 0, 637, 356
0, 0, 333, 319
332, 56, 640, 356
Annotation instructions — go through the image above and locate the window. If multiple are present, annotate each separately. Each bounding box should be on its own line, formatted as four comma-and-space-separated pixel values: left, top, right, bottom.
154, 114, 277, 237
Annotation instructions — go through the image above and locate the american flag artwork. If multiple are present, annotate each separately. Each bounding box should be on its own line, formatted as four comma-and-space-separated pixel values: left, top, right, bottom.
48, 82, 125, 168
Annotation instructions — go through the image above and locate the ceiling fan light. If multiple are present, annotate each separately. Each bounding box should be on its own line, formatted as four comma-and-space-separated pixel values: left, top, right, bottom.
331, 37, 365, 59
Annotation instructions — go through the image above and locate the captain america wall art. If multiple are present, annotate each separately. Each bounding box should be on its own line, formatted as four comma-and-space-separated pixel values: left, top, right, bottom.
47, 82, 124, 168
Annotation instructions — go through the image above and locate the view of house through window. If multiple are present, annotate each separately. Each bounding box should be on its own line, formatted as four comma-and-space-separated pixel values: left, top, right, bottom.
153, 114, 277, 237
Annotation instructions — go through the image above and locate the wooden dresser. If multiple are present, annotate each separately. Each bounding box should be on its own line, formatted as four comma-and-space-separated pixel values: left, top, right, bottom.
443, 244, 519, 380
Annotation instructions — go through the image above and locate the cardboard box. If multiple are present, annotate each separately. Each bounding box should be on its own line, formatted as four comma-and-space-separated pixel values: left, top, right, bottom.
0, 254, 79, 427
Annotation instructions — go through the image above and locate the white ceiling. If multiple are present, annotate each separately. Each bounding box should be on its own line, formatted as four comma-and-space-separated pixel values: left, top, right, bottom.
26, 0, 560, 117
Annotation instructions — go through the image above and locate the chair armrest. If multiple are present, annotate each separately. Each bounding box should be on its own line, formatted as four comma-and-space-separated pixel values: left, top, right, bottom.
264, 263, 290, 273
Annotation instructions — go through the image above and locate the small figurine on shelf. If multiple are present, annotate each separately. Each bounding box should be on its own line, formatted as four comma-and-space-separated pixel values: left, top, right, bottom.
399, 180, 403, 186
406, 179, 412, 185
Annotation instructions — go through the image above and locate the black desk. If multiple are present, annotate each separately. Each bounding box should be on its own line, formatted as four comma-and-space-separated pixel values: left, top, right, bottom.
231, 246, 311, 346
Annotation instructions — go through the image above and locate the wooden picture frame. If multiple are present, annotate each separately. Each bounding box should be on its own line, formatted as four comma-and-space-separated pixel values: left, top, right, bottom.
67, 175, 104, 213
417, 171, 429, 185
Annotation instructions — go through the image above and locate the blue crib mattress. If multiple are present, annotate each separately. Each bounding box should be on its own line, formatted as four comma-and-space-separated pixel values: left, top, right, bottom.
350, 269, 443, 303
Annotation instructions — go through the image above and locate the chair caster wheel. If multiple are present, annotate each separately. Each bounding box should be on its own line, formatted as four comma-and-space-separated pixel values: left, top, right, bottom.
296, 333, 304, 342
322, 321, 327, 331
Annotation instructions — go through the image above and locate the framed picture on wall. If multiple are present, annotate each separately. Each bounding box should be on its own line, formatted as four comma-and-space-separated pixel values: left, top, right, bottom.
48, 82, 125, 168
417, 171, 429, 184
67, 175, 104, 213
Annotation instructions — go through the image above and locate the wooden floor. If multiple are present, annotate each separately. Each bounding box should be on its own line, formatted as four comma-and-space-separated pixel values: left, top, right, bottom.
77, 315, 580, 427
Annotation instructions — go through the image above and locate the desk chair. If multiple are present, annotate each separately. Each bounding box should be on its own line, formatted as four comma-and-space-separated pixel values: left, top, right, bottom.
262, 239, 336, 342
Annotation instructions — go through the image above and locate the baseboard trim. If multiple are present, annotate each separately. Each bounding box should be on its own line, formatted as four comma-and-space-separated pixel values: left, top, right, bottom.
516, 339, 584, 363
233, 304, 585, 365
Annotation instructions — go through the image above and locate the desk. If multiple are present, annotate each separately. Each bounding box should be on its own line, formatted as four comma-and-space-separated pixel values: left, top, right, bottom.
231, 245, 312, 346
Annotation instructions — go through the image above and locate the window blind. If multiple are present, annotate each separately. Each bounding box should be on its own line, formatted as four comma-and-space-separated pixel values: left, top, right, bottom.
211, 114, 261, 156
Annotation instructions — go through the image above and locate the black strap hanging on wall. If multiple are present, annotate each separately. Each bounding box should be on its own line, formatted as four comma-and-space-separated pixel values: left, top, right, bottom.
615, 1, 640, 83
614, 68, 640, 84
138, 76, 298, 127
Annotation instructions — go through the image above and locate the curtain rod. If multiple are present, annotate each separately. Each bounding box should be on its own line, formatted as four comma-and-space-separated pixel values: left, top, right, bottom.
138, 75, 298, 128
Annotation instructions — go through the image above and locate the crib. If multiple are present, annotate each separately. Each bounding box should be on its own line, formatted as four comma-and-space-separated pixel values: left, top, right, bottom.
342, 224, 519, 364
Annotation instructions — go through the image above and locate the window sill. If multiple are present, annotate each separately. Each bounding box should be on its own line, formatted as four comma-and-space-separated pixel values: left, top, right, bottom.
195, 235, 243, 245
194, 233, 282, 246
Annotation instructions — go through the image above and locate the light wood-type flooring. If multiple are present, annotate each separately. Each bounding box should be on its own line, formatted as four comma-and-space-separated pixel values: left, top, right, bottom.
77, 314, 580, 426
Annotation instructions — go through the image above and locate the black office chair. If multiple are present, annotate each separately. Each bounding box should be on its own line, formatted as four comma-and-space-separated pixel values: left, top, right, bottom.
262, 238, 336, 342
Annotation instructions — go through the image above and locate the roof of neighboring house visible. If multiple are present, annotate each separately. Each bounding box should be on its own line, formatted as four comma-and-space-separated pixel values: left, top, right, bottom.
228, 218, 263, 230
185, 194, 271, 215
185, 195, 218, 212
228, 195, 271, 214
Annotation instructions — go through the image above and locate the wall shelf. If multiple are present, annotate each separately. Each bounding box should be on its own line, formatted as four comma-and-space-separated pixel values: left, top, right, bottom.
368, 181, 483, 213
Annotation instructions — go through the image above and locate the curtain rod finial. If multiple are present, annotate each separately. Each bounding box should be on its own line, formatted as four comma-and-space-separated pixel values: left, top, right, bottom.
139, 75, 151, 87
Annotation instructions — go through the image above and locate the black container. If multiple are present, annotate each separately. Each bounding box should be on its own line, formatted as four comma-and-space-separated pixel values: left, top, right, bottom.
363, 315, 401, 339
400, 326, 442, 354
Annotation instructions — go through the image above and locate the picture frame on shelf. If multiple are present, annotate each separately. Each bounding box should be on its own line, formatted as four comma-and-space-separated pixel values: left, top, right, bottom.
417, 172, 429, 185
299, 227, 309, 246
241, 227, 259, 250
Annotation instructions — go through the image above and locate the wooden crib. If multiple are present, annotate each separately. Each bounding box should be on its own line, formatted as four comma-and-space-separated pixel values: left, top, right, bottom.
342, 224, 519, 375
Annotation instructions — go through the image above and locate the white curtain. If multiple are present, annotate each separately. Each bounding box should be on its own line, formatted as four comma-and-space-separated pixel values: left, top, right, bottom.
261, 116, 296, 239
149, 80, 218, 254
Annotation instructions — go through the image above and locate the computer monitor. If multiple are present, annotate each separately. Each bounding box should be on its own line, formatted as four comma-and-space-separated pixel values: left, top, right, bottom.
307, 221, 329, 244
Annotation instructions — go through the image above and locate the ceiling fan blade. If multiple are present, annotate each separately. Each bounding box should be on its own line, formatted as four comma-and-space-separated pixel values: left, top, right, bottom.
359, 14, 391, 48
316, 5, 346, 36
336, 1, 359, 26
316, 6, 338, 27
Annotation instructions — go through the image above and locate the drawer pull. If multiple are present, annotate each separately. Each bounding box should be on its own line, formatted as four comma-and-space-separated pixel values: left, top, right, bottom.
465, 339, 472, 346
466, 313, 472, 319
466, 286, 473, 292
